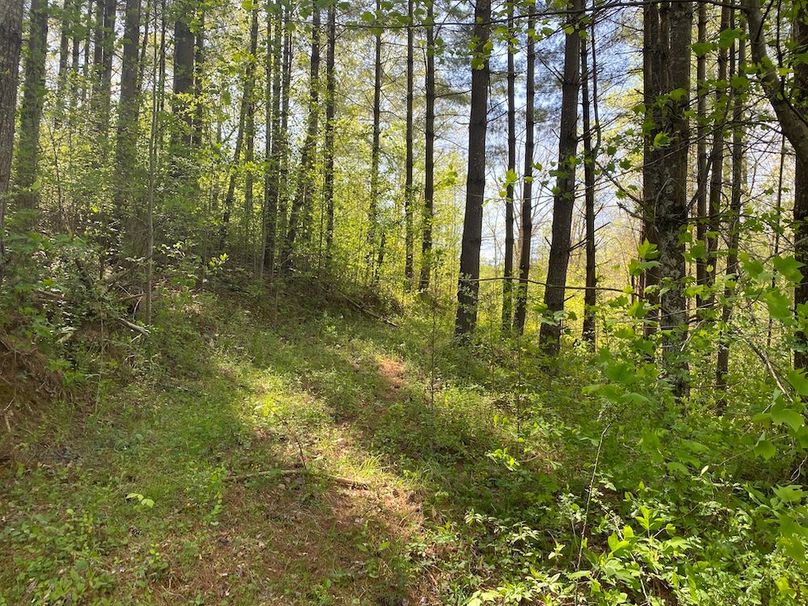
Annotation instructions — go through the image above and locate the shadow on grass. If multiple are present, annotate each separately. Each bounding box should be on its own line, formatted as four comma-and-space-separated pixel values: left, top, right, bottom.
0, 291, 429, 605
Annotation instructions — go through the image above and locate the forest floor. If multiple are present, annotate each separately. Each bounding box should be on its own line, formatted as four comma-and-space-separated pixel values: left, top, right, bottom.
0, 286, 573, 605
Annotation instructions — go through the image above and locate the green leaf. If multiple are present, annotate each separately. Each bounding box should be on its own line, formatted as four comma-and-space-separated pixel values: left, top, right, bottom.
773, 255, 804, 284
771, 406, 804, 432
754, 437, 777, 460
765, 289, 793, 324
774, 485, 807, 503
787, 369, 808, 396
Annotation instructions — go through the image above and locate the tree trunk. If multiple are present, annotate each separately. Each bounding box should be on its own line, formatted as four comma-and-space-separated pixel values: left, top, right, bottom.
694, 1, 709, 310
656, 0, 692, 397
262, 3, 282, 279
716, 20, 745, 396
538, 0, 583, 353
13, 0, 48, 218
275, 7, 292, 249
640, 0, 664, 338
173, 0, 195, 150
404, 0, 415, 288
418, 0, 435, 292
366, 0, 383, 280
513, 1, 536, 335
706, 2, 731, 303
92, 0, 116, 136
501, 0, 516, 329
580, 17, 598, 346
454, 0, 491, 338
113, 0, 142, 245
323, 1, 337, 262
281, 0, 320, 272
242, 5, 258, 256
0, 0, 24, 286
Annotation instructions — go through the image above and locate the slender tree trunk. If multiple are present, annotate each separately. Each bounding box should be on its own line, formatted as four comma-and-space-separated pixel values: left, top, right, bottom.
92, 0, 115, 136
716, 20, 746, 395
13, 0, 49, 218
366, 0, 383, 280
501, 0, 516, 329
281, 0, 320, 272
173, 0, 195, 150
418, 0, 435, 292
242, 5, 258, 256
0, 0, 24, 286
217, 24, 251, 252
323, 1, 337, 262
539, 0, 583, 353
513, 2, 536, 335
404, 0, 415, 288
640, 0, 664, 338
192, 9, 205, 147
454, 0, 492, 338
767, 136, 786, 349
580, 19, 598, 346
113, 0, 142, 246
262, 4, 283, 278
56, 0, 74, 126
706, 2, 731, 302
694, 1, 709, 310
276, 7, 292, 248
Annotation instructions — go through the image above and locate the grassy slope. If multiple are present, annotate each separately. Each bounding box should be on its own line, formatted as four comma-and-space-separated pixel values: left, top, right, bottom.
1, 288, 574, 605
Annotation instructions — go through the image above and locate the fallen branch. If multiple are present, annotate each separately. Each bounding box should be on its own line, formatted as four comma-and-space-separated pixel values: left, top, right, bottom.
118, 317, 150, 336
226, 468, 371, 490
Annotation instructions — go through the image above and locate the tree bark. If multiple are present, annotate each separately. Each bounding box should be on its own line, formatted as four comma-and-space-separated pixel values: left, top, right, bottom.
580, 18, 598, 346
694, 1, 709, 310
243, 5, 259, 255
13, 0, 49, 217
513, 1, 536, 335
113, 0, 142, 243
173, 0, 195, 150
0, 0, 24, 286
501, 0, 516, 329
262, 3, 282, 279
716, 20, 745, 396
366, 0, 383, 280
538, 0, 583, 353
404, 0, 415, 289
323, 1, 337, 262
655, 1, 692, 396
281, 0, 320, 272
454, 0, 492, 338
418, 0, 435, 292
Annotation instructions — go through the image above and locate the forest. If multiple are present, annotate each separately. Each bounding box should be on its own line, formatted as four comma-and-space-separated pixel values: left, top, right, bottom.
1, 0, 808, 602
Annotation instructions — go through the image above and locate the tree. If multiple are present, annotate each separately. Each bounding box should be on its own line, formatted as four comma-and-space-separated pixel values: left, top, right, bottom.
242, 5, 259, 256
513, 1, 536, 335
404, 0, 415, 289
281, 0, 321, 272
580, 9, 599, 345
13, 0, 48, 218
113, 0, 143, 247
501, 0, 516, 330
262, 1, 283, 279
454, 0, 492, 338
538, 0, 583, 353
716, 19, 746, 395
0, 0, 24, 286
418, 0, 436, 292
322, 1, 337, 262
173, 0, 195, 151
366, 0, 383, 281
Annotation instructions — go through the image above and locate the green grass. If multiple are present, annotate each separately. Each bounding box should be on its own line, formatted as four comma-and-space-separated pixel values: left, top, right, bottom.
0, 288, 559, 605
2, 287, 804, 605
